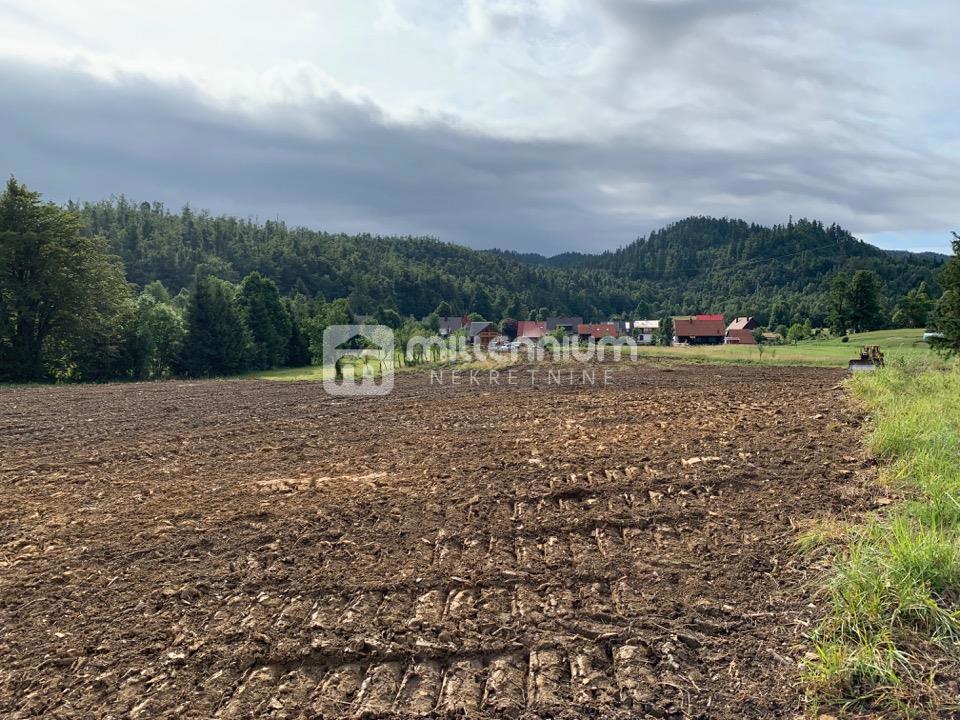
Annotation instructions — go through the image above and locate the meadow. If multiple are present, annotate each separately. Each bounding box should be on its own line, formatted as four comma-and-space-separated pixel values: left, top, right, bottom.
249, 328, 934, 381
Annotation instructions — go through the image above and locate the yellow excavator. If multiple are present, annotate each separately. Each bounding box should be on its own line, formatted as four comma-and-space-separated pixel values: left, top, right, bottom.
848, 345, 884, 372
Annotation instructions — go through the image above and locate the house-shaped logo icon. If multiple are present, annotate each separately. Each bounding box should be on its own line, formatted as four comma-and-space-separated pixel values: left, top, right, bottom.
322, 324, 395, 396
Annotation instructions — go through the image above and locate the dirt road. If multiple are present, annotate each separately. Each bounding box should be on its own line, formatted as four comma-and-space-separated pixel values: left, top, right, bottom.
0, 364, 876, 718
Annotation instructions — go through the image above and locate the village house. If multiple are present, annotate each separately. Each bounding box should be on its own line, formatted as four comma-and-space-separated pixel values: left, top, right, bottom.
725, 317, 759, 345
517, 320, 548, 340
436, 315, 470, 337
577, 323, 619, 341
672, 314, 726, 345
467, 321, 498, 348
631, 320, 660, 344
545, 316, 583, 335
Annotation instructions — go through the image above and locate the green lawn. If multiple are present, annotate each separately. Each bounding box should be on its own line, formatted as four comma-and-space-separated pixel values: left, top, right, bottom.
247, 329, 935, 380
625, 328, 932, 368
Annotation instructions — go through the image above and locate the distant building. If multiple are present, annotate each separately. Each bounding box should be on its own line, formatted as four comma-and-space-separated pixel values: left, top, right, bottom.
467, 321, 498, 348
437, 315, 470, 337
631, 320, 660, 345
673, 314, 726, 345
725, 317, 759, 345
517, 321, 548, 339
577, 323, 619, 340
545, 316, 583, 334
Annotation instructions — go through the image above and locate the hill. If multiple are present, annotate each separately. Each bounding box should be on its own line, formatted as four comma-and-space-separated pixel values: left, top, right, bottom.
78, 200, 945, 326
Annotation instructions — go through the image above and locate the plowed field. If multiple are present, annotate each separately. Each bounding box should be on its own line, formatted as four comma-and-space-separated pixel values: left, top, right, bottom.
0, 364, 877, 718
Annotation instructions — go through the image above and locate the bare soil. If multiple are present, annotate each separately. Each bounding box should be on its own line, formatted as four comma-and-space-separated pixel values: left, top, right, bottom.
0, 364, 878, 718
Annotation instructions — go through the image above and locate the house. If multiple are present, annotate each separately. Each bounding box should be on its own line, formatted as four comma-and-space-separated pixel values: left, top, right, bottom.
467, 321, 498, 348
672, 314, 726, 345
577, 323, 619, 340
545, 316, 583, 334
725, 317, 759, 345
631, 320, 660, 345
517, 320, 548, 340
760, 332, 781, 344
437, 315, 470, 337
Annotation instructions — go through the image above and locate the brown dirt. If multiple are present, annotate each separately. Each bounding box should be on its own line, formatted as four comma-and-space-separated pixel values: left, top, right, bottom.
0, 364, 878, 719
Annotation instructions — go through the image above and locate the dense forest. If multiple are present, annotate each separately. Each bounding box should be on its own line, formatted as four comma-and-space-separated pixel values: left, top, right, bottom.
77, 199, 945, 326
2, 179, 957, 382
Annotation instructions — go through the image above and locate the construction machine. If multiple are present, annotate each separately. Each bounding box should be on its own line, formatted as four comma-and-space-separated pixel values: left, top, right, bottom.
848, 345, 884, 372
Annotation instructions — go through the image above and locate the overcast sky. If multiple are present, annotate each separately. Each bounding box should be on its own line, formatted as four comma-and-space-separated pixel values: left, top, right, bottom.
1, 0, 957, 254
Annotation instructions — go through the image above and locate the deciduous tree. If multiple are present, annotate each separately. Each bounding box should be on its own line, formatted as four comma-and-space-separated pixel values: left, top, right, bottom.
0, 178, 132, 381
930, 232, 960, 356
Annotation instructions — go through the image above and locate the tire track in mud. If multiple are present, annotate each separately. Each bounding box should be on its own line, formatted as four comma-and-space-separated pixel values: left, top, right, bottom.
204, 465, 737, 718
216, 642, 660, 718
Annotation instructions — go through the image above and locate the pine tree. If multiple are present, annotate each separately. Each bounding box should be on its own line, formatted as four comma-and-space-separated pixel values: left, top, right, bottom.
236, 272, 290, 369
827, 272, 849, 335
178, 276, 251, 376
847, 270, 883, 333
283, 299, 312, 367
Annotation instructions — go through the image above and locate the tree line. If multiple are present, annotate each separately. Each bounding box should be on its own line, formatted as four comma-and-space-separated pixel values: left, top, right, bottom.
3, 179, 959, 382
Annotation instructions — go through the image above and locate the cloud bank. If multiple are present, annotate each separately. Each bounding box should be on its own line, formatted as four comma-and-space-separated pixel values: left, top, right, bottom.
1, 0, 957, 253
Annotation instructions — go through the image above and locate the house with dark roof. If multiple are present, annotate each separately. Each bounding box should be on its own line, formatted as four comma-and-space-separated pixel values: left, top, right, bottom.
517, 321, 548, 340
545, 316, 583, 334
725, 317, 759, 345
437, 315, 469, 337
577, 323, 619, 340
672, 314, 726, 345
467, 321, 498, 348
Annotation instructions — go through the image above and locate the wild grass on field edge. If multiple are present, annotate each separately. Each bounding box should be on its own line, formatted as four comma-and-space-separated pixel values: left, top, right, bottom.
803, 358, 960, 715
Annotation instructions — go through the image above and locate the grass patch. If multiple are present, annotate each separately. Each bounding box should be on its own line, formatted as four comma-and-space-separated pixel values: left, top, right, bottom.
250, 329, 935, 381
804, 361, 960, 713
626, 328, 933, 368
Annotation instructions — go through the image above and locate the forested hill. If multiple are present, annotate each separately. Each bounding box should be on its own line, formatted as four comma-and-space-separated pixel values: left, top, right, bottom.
77, 199, 944, 325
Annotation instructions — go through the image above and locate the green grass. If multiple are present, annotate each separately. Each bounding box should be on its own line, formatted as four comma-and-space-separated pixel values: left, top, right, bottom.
804, 361, 960, 713
624, 328, 932, 368
248, 329, 935, 381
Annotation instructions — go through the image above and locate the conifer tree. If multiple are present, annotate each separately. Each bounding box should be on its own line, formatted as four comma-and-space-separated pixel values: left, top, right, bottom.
236, 272, 290, 369
847, 270, 883, 332
179, 276, 251, 376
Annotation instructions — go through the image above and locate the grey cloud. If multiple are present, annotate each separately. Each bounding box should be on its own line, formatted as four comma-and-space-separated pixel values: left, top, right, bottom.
0, 58, 957, 255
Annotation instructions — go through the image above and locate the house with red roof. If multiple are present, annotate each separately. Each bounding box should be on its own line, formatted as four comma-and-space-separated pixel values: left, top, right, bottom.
577, 323, 619, 341
517, 320, 548, 340
724, 317, 759, 345
672, 314, 726, 345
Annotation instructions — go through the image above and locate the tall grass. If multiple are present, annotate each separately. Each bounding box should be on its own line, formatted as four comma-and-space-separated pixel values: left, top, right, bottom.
805, 360, 960, 712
